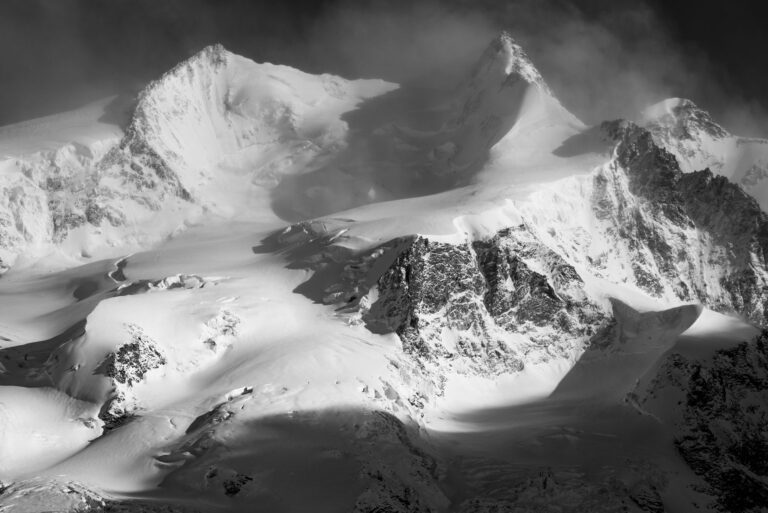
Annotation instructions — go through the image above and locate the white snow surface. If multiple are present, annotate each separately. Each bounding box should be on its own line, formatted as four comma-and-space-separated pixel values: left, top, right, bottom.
0, 36, 764, 512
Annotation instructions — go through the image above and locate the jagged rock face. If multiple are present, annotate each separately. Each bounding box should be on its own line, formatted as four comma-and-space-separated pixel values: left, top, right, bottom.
466, 31, 550, 94
644, 98, 728, 144
641, 98, 768, 211
101, 324, 166, 386
591, 122, 768, 325
98, 324, 166, 429
363, 226, 606, 375
474, 227, 595, 335
636, 333, 768, 512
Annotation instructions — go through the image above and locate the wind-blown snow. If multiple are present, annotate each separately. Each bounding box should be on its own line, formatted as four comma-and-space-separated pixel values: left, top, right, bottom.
641, 97, 768, 210
1, 35, 767, 512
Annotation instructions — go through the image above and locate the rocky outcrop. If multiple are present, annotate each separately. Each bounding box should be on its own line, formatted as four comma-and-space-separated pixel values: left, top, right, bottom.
97, 324, 166, 430
635, 332, 768, 512
101, 324, 166, 386
591, 121, 768, 325
362, 225, 606, 377
644, 98, 728, 144
641, 98, 768, 211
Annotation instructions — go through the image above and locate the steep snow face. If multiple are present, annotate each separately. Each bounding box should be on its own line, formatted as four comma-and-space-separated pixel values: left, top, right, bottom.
642, 97, 768, 211
123, 44, 395, 211
441, 32, 583, 173
0, 46, 396, 270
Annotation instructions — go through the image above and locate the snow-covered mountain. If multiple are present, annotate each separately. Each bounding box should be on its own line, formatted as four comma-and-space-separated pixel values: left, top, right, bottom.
1, 33, 768, 512
0, 44, 394, 271
641, 97, 768, 210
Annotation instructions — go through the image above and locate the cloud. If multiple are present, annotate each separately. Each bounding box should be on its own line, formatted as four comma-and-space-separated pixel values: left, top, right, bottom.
295, 0, 768, 136
0, 0, 765, 136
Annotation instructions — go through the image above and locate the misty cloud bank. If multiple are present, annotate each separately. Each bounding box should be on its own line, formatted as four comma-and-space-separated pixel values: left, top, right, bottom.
1, 0, 766, 136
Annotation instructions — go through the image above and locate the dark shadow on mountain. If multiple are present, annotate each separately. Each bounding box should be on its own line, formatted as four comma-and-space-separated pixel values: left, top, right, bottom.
552, 123, 613, 158
268, 84, 488, 223
423, 301, 703, 469
108, 408, 441, 513
548, 300, 702, 400
409, 301, 709, 507
250, 220, 408, 312
442, 300, 702, 425
0, 319, 86, 388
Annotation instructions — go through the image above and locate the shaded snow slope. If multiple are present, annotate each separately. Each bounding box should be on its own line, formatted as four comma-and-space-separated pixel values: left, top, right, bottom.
3, 32, 768, 513
123, 44, 395, 214
439, 32, 583, 173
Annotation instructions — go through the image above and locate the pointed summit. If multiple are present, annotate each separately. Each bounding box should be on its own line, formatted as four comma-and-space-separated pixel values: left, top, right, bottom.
639, 97, 768, 211
642, 97, 728, 140
469, 31, 550, 93
434, 32, 581, 173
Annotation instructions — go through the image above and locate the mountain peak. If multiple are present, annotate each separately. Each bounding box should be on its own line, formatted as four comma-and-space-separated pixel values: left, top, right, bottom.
469, 31, 549, 92
641, 97, 728, 140
188, 43, 230, 67
140, 44, 230, 95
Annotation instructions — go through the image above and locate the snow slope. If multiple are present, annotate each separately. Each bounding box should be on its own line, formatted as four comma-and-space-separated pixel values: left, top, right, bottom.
1, 33, 768, 512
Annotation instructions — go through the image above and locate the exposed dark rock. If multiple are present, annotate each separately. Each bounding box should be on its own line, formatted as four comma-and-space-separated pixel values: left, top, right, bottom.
639, 331, 768, 512
675, 334, 768, 512
98, 390, 137, 432
96, 324, 166, 430
645, 98, 729, 142
101, 325, 166, 386
363, 226, 606, 375
594, 122, 768, 325
222, 473, 253, 496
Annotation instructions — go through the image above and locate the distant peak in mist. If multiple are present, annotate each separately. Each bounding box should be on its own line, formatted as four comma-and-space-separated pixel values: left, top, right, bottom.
471, 31, 551, 94
642, 96, 730, 139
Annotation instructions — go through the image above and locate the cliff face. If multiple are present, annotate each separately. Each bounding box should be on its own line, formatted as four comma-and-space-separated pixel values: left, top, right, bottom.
258, 122, 768, 404
634, 332, 768, 512
362, 227, 605, 379
590, 122, 768, 325
642, 98, 768, 211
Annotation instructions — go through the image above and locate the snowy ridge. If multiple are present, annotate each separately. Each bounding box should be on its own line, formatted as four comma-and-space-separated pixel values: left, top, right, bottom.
439, 32, 582, 173
2, 33, 768, 512
122, 44, 394, 205
642, 97, 768, 211
467, 31, 550, 93
0, 45, 396, 270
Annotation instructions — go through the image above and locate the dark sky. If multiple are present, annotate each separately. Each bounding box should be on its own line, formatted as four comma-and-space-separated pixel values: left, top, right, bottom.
2, 0, 768, 136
